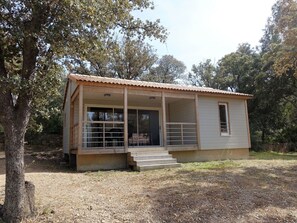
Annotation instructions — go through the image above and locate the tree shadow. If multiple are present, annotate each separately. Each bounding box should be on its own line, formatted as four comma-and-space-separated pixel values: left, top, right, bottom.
146, 165, 297, 222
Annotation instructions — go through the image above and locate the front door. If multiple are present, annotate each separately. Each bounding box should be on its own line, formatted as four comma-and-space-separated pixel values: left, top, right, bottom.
128, 109, 160, 147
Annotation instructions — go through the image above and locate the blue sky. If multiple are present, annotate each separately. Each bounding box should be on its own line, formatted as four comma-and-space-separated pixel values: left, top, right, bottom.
136, 0, 277, 71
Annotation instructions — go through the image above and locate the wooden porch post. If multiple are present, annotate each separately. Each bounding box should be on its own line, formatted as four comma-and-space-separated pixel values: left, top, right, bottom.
162, 92, 167, 148
124, 87, 128, 152
195, 94, 201, 149
78, 85, 83, 154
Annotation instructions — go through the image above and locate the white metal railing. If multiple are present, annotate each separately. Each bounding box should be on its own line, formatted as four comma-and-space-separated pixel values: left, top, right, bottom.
166, 122, 197, 146
220, 121, 228, 133
82, 121, 124, 149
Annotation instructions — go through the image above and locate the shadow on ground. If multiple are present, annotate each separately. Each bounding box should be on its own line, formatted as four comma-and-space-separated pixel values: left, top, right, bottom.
147, 165, 297, 223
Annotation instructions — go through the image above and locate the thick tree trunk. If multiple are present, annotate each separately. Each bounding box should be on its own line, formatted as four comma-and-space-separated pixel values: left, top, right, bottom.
2, 122, 35, 223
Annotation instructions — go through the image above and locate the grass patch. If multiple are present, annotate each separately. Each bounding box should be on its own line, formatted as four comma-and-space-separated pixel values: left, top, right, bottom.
250, 151, 297, 160
182, 160, 240, 171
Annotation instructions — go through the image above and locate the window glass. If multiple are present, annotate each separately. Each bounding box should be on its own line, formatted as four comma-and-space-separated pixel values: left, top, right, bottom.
87, 107, 113, 121
114, 109, 124, 121
219, 103, 229, 135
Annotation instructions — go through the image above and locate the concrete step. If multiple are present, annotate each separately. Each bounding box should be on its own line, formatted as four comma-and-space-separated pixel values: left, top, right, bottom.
137, 163, 181, 171
136, 158, 177, 166
131, 153, 171, 159
133, 154, 172, 161
128, 147, 166, 153
129, 151, 169, 156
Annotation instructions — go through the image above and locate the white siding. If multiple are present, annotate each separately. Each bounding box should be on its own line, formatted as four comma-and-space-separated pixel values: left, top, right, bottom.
168, 99, 195, 122
198, 96, 249, 149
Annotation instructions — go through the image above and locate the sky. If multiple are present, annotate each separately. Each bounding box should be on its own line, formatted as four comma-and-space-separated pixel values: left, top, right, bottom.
136, 0, 277, 71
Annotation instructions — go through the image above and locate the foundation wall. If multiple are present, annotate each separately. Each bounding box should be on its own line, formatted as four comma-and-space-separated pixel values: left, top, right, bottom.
76, 154, 127, 171
170, 148, 249, 163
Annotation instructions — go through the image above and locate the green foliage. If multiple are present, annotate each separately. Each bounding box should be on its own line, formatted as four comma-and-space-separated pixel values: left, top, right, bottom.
189, 59, 219, 88
188, 0, 297, 148
217, 43, 261, 93
27, 77, 64, 135
272, 0, 297, 78
108, 38, 158, 79
0, 0, 167, 130
253, 0, 297, 144
68, 37, 158, 80
142, 55, 186, 83
189, 44, 261, 93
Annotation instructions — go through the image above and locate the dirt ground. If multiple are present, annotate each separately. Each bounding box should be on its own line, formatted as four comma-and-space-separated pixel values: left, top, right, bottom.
0, 148, 297, 223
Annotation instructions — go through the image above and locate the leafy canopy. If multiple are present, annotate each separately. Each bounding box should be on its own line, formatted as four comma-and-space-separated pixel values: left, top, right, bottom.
0, 0, 167, 124
142, 55, 186, 83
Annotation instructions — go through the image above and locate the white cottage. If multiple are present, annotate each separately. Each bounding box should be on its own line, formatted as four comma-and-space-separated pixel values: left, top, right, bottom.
63, 74, 252, 171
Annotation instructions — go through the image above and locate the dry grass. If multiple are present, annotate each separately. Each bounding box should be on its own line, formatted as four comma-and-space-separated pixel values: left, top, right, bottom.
0, 149, 297, 223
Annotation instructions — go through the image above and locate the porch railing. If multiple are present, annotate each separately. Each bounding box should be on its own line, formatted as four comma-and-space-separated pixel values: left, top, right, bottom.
166, 122, 197, 146
82, 121, 124, 149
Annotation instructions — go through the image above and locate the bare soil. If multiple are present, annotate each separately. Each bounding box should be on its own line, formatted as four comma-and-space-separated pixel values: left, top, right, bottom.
0, 148, 296, 223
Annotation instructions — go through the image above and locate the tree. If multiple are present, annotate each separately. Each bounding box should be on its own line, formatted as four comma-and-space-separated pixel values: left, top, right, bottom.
273, 0, 297, 77
108, 37, 158, 79
188, 59, 219, 88
217, 43, 260, 93
67, 37, 158, 80
0, 1, 166, 222
142, 55, 186, 83
255, 0, 297, 144
27, 73, 65, 137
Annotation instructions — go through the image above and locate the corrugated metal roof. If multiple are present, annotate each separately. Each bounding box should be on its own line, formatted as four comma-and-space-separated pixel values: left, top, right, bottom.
68, 73, 253, 98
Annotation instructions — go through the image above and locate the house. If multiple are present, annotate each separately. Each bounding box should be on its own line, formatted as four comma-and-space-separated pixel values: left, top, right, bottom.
63, 74, 252, 171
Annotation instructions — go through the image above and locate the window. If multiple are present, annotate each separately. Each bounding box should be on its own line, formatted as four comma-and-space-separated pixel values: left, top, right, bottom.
219, 102, 230, 135
87, 107, 123, 122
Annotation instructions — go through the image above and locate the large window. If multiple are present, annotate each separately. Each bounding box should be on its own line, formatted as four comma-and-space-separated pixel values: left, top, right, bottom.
218, 102, 230, 136
87, 107, 123, 122
85, 107, 124, 148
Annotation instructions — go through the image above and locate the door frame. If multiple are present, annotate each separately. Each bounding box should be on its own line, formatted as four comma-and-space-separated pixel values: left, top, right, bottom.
84, 104, 163, 147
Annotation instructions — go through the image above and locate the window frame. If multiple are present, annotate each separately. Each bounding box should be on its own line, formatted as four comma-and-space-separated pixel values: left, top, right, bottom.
218, 102, 231, 136
85, 105, 124, 122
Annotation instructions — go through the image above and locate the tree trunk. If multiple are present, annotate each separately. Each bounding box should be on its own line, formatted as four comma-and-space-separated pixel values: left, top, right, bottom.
2, 122, 35, 223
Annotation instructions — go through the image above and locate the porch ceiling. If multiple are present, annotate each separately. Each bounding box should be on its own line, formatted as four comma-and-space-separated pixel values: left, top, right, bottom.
83, 87, 161, 108
128, 94, 161, 108
84, 90, 123, 102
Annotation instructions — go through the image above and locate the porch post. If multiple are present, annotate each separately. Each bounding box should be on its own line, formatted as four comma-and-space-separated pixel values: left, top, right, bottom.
195, 94, 201, 149
78, 85, 83, 154
124, 87, 128, 152
162, 92, 167, 148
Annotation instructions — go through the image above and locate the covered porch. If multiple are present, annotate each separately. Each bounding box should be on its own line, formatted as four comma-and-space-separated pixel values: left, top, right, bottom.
70, 84, 200, 155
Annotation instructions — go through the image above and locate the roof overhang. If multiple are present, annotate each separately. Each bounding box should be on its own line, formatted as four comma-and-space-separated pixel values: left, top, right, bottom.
68, 73, 253, 98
